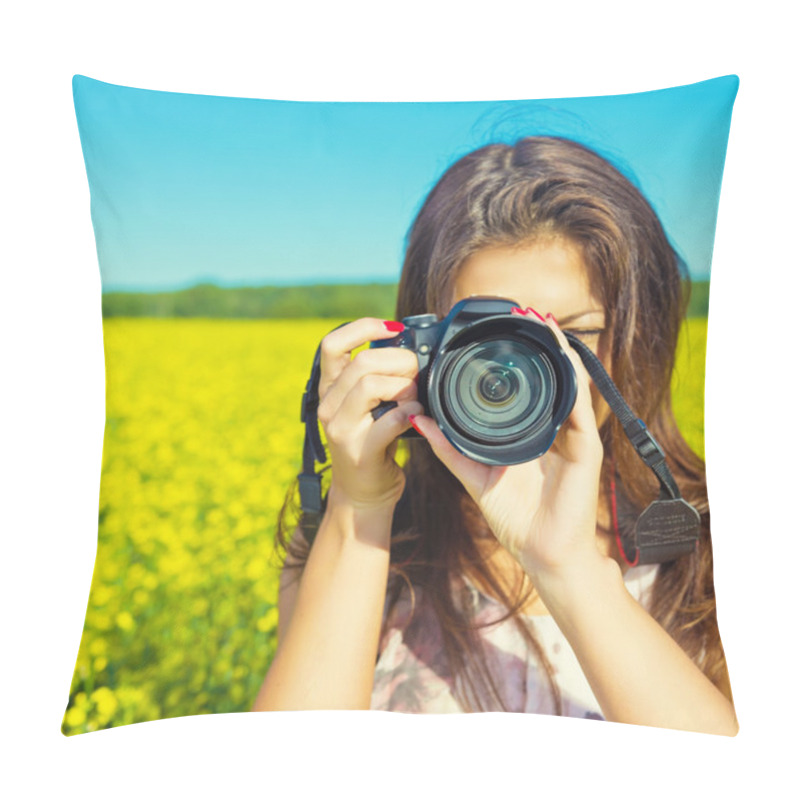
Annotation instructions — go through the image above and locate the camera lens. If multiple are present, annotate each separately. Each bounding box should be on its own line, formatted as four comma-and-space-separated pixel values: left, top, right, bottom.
441, 337, 556, 444
417, 301, 578, 465
478, 367, 518, 405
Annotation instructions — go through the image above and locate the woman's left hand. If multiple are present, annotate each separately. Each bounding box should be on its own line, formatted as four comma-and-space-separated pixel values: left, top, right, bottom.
411, 309, 741, 736
410, 308, 606, 582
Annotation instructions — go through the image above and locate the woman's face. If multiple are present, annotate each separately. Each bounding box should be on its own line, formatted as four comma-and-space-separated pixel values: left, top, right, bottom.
452, 237, 611, 425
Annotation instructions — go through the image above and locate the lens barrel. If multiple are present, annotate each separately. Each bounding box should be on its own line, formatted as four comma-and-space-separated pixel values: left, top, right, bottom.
426, 315, 576, 465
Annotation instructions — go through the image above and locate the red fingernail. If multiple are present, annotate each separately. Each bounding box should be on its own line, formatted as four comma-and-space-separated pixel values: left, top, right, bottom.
383, 320, 405, 332
408, 414, 425, 436
525, 307, 546, 322
545, 312, 559, 326
511, 306, 526, 315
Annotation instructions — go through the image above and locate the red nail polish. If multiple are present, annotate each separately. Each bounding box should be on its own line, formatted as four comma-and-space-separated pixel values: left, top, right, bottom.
408, 414, 425, 436
525, 307, 546, 322
545, 313, 559, 326
383, 320, 405, 332
511, 306, 526, 315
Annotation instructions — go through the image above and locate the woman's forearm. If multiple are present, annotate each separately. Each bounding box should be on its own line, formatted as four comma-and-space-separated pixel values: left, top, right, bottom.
251, 499, 393, 711
534, 554, 738, 736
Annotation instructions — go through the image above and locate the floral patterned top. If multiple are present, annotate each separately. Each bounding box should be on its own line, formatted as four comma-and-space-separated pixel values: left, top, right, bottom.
370, 564, 659, 718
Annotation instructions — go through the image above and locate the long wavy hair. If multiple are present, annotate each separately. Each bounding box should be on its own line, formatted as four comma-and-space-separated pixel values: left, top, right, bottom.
277, 136, 732, 712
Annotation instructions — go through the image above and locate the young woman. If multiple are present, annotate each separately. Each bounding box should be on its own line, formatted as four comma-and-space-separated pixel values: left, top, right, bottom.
251, 136, 737, 734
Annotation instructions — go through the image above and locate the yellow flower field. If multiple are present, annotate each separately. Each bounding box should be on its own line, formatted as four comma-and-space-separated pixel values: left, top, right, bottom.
62, 316, 707, 734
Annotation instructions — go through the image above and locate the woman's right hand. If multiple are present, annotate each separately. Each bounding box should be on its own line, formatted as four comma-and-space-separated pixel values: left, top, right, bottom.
316, 318, 423, 514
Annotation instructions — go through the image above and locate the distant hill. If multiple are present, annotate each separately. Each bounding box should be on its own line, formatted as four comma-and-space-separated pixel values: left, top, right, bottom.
101, 280, 710, 319
686, 280, 709, 318
101, 283, 399, 320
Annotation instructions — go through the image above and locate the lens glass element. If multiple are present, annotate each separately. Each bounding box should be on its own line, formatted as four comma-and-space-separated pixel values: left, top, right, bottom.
442, 337, 556, 444
478, 366, 518, 404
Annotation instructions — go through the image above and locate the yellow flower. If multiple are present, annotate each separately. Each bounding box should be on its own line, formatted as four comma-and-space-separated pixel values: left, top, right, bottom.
192, 597, 209, 616
64, 706, 86, 728
256, 606, 279, 633
132, 589, 150, 607
91, 612, 112, 631
128, 563, 147, 586
91, 687, 119, 720
88, 638, 107, 656
92, 584, 114, 606
142, 572, 159, 590
245, 558, 268, 581
116, 611, 135, 632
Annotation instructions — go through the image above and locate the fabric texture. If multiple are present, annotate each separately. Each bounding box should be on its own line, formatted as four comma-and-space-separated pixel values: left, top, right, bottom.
372, 565, 659, 716
63, 75, 737, 734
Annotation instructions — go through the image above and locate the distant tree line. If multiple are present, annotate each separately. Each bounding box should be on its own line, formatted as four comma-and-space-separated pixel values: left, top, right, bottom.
101, 280, 710, 319
685, 280, 709, 318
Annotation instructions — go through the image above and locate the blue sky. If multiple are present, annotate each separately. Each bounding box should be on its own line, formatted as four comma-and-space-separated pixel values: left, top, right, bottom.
73, 75, 738, 292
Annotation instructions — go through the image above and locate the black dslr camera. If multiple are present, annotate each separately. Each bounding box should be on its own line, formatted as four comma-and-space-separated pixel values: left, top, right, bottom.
299, 297, 701, 562
370, 297, 577, 466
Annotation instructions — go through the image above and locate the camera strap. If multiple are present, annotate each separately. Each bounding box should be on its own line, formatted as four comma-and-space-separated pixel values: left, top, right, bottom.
295, 323, 700, 562
297, 333, 334, 529
562, 333, 700, 565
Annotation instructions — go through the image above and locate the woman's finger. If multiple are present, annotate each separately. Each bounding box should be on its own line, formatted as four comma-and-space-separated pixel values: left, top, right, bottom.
318, 317, 406, 398
406, 414, 492, 501
510, 307, 599, 459
533, 315, 603, 465
325, 374, 418, 443
319, 346, 419, 424
363, 400, 425, 456
542, 314, 598, 437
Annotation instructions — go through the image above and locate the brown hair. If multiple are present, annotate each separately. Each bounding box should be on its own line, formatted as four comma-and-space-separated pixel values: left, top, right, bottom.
277, 136, 732, 711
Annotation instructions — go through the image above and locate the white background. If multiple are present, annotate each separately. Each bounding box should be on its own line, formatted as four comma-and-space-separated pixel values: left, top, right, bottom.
3, 1, 797, 796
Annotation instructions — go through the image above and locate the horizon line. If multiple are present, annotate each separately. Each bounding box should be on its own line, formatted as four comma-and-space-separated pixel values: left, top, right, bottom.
101, 276, 711, 295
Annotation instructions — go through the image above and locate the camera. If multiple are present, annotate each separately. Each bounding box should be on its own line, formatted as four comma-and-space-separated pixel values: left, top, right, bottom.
370, 297, 577, 466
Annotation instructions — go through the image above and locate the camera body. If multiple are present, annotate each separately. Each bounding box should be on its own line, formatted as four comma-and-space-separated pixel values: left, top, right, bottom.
370, 297, 577, 466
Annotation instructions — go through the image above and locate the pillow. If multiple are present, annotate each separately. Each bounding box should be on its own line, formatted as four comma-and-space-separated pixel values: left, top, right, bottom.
63, 74, 738, 734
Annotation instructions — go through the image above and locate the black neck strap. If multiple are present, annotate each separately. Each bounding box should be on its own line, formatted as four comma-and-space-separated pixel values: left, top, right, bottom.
297, 329, 335, 522
296, 324, 699, 563
562, 333, 700, 565
562, 333, 680, 501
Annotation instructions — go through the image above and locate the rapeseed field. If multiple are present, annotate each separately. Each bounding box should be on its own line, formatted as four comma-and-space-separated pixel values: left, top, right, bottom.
62, 316, 707, 734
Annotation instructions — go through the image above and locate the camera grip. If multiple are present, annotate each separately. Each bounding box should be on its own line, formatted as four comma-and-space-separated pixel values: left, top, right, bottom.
368, 323, 428, 439
370, 399, 398, 421
370, 400, 420, 438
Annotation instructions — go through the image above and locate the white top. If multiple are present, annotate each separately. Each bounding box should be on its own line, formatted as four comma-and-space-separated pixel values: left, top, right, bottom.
371, 564, 659, 717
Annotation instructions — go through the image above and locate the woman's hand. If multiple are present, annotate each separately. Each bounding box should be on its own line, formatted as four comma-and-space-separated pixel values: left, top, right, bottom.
252, 318, 420, 712
409, 309, 605, 581
317, 318, 424, 514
